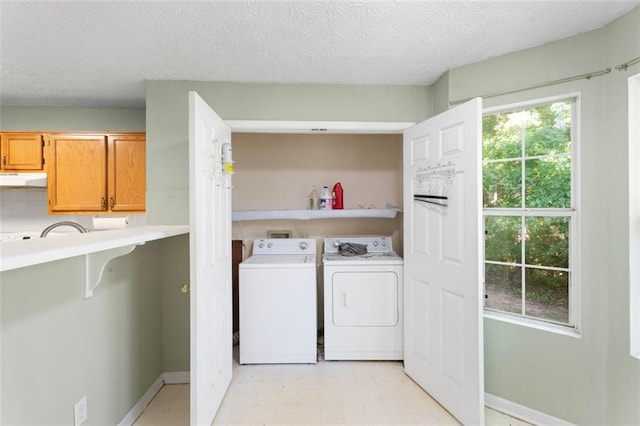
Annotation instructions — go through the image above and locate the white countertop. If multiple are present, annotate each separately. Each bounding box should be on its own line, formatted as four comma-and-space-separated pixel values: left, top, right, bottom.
0, 225, 189, 272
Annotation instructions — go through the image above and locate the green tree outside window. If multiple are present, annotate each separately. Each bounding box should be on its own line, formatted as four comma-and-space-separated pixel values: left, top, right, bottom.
483, 100, 574, 325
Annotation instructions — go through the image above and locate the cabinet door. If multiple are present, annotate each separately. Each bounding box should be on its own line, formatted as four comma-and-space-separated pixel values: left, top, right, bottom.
0, 132, 44, 170
47, 134, 108, 212
107, 134, 146, 212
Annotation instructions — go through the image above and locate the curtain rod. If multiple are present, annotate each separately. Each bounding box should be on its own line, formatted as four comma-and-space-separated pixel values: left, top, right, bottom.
449, 68, 611, 106
615, 56, 640, 71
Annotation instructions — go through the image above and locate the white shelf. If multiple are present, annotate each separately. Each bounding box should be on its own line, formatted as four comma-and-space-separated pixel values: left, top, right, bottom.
232, 209, 399, 221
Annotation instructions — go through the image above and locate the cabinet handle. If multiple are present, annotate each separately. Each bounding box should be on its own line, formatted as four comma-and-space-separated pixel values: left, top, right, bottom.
2, 155, 5, 165
101, 197, 106, 208
109, 197, 114, 208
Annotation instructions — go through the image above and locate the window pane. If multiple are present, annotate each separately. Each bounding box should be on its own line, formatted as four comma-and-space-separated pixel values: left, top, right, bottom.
525, 156, 571, 208
483, 160, 521, 208
525, 102, 572, 157
525, 216, 569, 268
485, 263, 522, 314
483, 113, 522, 160
485, 216, 521, 263
525, 268, 569, 324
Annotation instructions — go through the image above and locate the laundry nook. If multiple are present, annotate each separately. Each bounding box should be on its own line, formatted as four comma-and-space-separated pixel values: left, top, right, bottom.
1, 2, 639, 426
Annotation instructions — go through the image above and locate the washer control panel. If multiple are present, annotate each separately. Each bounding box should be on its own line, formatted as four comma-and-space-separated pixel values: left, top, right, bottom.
252, 238, 316, 255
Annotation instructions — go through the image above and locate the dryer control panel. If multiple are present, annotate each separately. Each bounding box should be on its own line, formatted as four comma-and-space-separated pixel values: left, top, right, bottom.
324, 236, 393, 254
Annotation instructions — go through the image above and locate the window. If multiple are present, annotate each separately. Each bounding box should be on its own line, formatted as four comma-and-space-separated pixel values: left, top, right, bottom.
483, 97, 578, 329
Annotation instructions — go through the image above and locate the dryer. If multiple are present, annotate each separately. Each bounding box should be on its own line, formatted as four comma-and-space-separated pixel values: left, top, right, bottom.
240, 238, 317, 364
323, 236, 403, 360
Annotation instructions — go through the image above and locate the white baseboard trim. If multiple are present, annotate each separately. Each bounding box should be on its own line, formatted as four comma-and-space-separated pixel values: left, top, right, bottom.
118, 371, 190, 426
162, 371, 190, 384
485, 393, 576, 426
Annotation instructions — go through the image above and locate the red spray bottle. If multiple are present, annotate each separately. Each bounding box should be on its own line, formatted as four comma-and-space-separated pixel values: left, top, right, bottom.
332, 182, 344, 209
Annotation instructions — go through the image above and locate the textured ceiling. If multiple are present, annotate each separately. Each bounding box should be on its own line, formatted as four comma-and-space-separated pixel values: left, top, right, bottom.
1, 1, 639, 108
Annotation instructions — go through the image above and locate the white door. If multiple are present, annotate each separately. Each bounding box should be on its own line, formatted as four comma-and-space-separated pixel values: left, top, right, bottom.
189, 91, 233, 425
403, 98, 484, 425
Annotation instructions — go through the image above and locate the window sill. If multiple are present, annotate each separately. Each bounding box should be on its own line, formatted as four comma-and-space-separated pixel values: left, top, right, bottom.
483, 310, 581, 338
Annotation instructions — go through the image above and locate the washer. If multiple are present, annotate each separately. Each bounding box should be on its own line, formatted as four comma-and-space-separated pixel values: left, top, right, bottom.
239, 238, 317, 364
323, 236, 403, 360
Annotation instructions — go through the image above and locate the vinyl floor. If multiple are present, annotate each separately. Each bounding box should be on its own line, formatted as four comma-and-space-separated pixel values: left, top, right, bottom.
134, 348, 532, 425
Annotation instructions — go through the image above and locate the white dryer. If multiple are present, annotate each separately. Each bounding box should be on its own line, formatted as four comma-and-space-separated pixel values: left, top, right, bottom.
323, 236, 404, 360
239, 238, 317, 364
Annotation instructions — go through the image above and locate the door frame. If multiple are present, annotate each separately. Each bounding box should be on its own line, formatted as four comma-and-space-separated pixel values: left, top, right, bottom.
223, 118, 486, 414
226, 120, 414, 134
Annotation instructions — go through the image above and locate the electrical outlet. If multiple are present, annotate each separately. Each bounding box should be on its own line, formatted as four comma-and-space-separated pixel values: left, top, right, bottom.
73, 395, 88, 426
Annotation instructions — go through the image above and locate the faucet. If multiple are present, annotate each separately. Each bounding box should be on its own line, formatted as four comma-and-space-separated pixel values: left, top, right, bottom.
40, 221, 88, 238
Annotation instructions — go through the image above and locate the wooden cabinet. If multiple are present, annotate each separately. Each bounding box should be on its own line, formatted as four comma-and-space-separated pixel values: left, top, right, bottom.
108, 134, 146, 212
0, 132, 44, 171
46, 132, 145, 214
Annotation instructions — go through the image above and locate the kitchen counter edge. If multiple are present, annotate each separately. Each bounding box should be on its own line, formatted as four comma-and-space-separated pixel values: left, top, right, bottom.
0, 225, 189, 272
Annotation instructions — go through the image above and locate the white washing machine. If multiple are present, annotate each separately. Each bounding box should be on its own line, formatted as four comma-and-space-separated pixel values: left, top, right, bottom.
239, 238, 317, 364
323, 236, 404, 360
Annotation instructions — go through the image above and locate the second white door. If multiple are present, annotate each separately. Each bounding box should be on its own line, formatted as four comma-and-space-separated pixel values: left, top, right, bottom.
403, 98, 484, 425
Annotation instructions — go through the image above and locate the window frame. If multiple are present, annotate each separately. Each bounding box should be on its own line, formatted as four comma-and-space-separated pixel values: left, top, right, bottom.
482, 93, 581, 335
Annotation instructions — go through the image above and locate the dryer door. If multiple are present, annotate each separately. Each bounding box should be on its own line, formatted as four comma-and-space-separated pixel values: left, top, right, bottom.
332, 271, 399, 327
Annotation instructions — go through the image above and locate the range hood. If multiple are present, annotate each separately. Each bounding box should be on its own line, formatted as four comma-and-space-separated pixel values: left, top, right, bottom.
0, 173, 47, 188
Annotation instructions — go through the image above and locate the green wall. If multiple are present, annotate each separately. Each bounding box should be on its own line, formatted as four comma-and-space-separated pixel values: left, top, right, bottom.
0, 106, 145, 131
1, 242, 163, 424
447, 7, 639, 425
159, 234, 191, 371
602, 8, 640, 425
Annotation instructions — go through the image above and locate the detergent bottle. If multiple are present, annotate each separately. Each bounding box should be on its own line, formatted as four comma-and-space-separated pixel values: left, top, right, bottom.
332, 182, 344, 209
319, 186, 333, 210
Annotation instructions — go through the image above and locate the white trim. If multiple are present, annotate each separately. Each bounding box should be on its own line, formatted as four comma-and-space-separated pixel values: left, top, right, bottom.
485, 393, 577, 426
629, 72, 640, 359
162, 371, 190, 384
482, 92, 581, 116
117, 372, 190, 426
226, 120, 414, 134
484, 311, 580, 338
117, 375, 164, 426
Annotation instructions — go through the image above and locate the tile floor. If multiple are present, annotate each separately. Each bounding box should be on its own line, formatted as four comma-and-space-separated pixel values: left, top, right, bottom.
134, 348, 532, 425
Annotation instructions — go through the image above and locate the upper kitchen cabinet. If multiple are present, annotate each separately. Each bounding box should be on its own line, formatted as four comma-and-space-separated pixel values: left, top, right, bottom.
107, 133, 146, 212
46, 132, 146, 214
46, 133, 108, 212
0, 132, 44, 171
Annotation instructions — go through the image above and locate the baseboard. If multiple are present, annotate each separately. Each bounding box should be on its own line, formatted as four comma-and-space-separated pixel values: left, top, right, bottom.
117, 371, 190, 426
485, 393, 576, 426
162, 371, 190, 384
